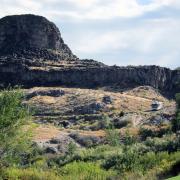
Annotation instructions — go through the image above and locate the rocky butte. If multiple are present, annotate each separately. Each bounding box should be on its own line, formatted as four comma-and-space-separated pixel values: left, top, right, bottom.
0, 14, 179, 95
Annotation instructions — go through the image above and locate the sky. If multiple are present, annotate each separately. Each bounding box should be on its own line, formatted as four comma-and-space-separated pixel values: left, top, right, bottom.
0, 0, 180, 69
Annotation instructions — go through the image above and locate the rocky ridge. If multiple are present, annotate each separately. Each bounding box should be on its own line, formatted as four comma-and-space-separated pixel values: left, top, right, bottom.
0, 14, 179, 95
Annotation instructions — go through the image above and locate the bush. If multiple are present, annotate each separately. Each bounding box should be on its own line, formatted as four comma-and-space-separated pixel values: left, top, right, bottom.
105, 128, 120, 146
67, 142, 77, 156
76, 145, 123, 162
70, 133, 101, 147
103, 150, 180, 175
97, 115, 111, 129
172, 93, 180, 132
0, 88, 33, 165
144, 136, 180, 153
103, 149, 139, 173
113, 118, 131, 129
172, 112, 180, 133
139, 126, 169, 140
123, 131, 137, 145
0, 167, 60, 180
0, 88, 30, 140
175, 93, 180, 107
59, 162, 115, 180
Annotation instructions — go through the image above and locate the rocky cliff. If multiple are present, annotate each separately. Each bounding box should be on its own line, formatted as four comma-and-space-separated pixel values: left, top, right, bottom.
0, 14, 76, 60
0, 14, 179, 94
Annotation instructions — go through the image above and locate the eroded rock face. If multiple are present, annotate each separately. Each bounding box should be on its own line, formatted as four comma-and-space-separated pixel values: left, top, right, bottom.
0, 14, 74, 59
0, 14, 179, 94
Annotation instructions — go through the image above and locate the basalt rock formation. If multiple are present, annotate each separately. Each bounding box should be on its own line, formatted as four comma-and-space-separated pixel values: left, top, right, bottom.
0, 14, 179, 94
0, 14, 76, 60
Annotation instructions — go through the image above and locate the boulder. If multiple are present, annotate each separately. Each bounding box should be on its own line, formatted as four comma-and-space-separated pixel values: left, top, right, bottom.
26, 89, 65, 99
45, 146, 58, 154
58, 121, 72, 128
74, 102, 105, 114
102, 96, 113, 104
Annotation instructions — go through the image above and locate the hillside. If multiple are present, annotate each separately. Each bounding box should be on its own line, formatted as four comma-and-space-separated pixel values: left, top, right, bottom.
22, 85, 176, 154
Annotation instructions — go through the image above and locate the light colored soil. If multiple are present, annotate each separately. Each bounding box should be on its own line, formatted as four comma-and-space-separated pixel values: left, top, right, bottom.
26, 86, 176, 142
26, 86, 173, 116
33, 125, 61, 141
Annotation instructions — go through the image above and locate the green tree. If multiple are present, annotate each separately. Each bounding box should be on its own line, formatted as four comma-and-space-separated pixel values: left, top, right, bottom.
0, 88, 32, 165
172, 93, 180, 132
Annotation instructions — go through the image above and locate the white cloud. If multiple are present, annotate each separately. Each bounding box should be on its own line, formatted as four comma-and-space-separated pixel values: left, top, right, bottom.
67, 0, 99, 8
0, 0, 180, 20
51, 0, 180, 19
155, 0, 180, 7
66, 17, 180, 68
73, 18, 180, 54
0, 0, 179, 68
43, 0, 168, 20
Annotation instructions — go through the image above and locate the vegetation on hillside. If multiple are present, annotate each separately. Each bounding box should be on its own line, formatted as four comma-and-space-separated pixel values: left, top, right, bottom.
172, 93, 180, 132
0, 88, 179, 179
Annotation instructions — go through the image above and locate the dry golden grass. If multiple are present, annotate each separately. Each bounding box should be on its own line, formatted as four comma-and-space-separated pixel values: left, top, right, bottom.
24, 86, 175, 141
77, 130, 105, 137
30, 96, 57, 105
125, 86, 167, 102
33, 125, 61, 141
120, 127, 140, 136
26, 86, 172, 116
62, 129, 105, 137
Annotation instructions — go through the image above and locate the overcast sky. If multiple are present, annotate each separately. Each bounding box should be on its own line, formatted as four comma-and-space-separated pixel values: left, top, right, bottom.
0, 0, 180, 69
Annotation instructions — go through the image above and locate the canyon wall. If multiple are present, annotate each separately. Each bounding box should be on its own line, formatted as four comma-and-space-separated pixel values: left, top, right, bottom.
0, 14, 179, 94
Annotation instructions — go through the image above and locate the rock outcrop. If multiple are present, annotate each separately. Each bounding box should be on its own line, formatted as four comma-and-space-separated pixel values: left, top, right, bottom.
0, 14, 75, 60
0, 14, 179, 94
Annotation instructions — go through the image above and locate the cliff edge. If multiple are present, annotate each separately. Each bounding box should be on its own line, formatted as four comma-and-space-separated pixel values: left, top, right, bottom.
0, 14, 179, 94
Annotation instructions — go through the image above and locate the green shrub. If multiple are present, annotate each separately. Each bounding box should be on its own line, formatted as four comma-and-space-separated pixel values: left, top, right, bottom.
48, 154, 74, 167
0, 88, 33, 165
175, 93, 180, 107
105, 128, 120, 146
76, 145, 122, 162
113, 118, 131, 129
0, 167, 60, 180
144, 136, 180, 153
103, 150, 180, 175
0, 88, 30, 139
172, 93, 180, 132
172, 111, 180, 133
67, 142, 77, 156
97, 115, 111, 129
139, 126, 169, 140
123, 131, 137, 145
103, 149, 140, 173
70, 133, 101, 147
59, 161, 115, 180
